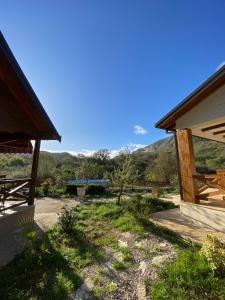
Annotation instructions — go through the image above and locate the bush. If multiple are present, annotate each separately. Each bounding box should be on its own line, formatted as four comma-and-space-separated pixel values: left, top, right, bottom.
41, 178, 54, 196
151, 249, 225, 299
86, 185, 106, 195
58, 206, 75, 234
200, 235, 225, 276
125, 194, 177, 217
66, 185, 77, 195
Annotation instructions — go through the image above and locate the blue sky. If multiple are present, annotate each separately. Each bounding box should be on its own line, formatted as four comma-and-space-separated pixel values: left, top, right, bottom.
1, 1, 225, 155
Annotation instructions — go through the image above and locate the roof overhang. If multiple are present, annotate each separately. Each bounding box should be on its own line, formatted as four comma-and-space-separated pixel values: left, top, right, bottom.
0, 32, 61, 142
155, 65, 225, 143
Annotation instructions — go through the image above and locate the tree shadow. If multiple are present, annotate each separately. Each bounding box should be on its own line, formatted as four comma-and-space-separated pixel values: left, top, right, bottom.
136, 216, 190, 248
0, 232, 84, 300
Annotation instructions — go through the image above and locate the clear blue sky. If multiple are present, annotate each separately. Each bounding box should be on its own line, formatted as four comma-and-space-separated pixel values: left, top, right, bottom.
1, 1, 225, 155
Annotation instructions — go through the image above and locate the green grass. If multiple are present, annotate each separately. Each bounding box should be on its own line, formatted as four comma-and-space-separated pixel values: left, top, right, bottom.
150, 249, 225, 300
0, 195, 182, 299
113, 260, 126, 271
0, 234, 82, 300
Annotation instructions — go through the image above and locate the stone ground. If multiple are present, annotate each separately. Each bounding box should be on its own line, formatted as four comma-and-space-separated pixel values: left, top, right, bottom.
70, 231, 177, 300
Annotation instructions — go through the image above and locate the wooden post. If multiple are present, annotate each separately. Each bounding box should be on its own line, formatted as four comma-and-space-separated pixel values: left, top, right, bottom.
176, 129, 199, 203
29, 140, 41, 205
174, 131, 183, 200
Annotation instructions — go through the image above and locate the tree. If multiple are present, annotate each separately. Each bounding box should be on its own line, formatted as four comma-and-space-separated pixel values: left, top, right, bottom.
147, 151, 177, 184
75, 160, 105, 179
37, 153, 57, 182
93, 149, 110, 162
111, 151, 138, 204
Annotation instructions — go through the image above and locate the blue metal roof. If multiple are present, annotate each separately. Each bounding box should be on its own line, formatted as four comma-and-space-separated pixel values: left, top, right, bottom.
67, 179, 109, 185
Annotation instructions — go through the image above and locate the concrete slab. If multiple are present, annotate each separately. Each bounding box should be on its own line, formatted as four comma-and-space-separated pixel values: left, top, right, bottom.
34, 197, 79, 230
151, 208, 225, 243
0, 198, 79, 268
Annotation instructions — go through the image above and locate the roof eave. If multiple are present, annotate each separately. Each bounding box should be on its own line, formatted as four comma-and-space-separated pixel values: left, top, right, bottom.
0, 31, 61, 141
155, 65, 225, 130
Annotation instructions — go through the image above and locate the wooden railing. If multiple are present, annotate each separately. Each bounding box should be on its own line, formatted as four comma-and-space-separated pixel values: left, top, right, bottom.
0, 178, 31, 212
193, 169, 225, 201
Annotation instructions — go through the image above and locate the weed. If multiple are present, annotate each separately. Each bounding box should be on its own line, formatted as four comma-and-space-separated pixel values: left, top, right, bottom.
107, 281, 117, 293
113, 261, 126, 271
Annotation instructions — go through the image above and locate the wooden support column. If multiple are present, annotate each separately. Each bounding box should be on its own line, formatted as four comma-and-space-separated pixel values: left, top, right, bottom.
29, 140, 41, 205
174, 131, 183, 200
176, 129, 199, 203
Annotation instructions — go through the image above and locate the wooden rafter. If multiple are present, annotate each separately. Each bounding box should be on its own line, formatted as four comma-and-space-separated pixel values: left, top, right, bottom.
202, 122, 225, 132
213, 129, 225, 135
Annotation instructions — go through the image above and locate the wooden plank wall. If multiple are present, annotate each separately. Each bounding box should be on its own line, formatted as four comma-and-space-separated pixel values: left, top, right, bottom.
176, 129, 199, 203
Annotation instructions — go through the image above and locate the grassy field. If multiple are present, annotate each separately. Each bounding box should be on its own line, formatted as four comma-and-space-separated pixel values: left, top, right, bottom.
0, 195, 224, 300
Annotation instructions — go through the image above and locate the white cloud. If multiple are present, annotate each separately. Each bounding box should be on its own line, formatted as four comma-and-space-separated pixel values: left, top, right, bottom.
44, 149, 96, 157
216, 61, 225, 71
134, 125, 148, 135
43, 143, 147, 159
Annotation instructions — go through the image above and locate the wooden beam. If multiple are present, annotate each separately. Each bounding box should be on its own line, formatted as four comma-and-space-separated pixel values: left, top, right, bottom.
213, 129, 225, 135
176, 129, 199, 203
202, 122, 225, 132
174, 132, 183, 200
29, 140, 41, 205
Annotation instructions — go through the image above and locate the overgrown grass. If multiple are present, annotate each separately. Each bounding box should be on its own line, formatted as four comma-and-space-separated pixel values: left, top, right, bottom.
149, 249, 225, 300
0, 233, 82, 300
0, 195, 182, 299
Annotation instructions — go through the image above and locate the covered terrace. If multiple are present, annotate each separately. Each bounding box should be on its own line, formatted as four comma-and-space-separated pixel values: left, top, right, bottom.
155, 65, 225, 232
0, 31, 60, 234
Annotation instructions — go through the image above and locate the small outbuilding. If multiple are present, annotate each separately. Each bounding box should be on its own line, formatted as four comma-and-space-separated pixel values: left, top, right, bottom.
155, 66, 225, 232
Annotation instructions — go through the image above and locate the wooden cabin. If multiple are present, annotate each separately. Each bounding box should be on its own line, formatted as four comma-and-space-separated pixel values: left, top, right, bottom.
0, 32, 60, 233
155, 66, 225, 232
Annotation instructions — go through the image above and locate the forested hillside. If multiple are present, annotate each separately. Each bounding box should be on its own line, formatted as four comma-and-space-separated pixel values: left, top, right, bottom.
1, 135, 225, 189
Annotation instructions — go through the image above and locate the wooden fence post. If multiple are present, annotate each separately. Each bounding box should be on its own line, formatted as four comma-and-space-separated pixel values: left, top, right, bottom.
176, 129, 198, 203
29, 140, 41, 205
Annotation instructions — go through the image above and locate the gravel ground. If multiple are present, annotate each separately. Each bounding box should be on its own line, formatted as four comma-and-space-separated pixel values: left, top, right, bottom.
72, 231, 177, 300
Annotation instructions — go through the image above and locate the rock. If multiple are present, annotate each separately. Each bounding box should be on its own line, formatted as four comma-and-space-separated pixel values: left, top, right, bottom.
138, 261, 147, 274
158, 242, 168, 248
136, 281, 146, 300
118, 239, 128, 247
151, 254, 169, 266
120, 232, 133, 240
70, 278, 95, 300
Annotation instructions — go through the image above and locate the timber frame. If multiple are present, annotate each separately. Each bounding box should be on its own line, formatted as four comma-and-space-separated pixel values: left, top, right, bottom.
0, 32, 60, 212
155, 65, 225, 204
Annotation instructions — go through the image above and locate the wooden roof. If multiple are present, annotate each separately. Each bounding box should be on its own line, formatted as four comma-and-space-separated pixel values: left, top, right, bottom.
0, 32, 61, 141
155, 65, 225, 131
0, 140, 32, 153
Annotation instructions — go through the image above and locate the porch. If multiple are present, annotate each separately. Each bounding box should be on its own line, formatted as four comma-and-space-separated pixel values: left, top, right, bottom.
0, 31, 60, 266
155, 65, 225, 231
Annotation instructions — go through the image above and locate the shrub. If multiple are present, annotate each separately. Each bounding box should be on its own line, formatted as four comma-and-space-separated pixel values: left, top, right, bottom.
200, 235, 225, 276
66, 185, 77, 195
152, 186, 164, 198
41, 178, 54, 196
58, 206, 75, 234
86, 185, 106, 195
151, 249, 225, 299
125, 194, 177, 217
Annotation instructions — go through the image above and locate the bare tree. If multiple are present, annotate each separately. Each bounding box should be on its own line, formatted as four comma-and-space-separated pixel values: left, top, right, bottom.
111, 151, 138, 204
93, 149, 110, 161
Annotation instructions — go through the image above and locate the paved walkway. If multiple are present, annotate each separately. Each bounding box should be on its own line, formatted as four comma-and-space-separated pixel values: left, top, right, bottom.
34, 197, 79, 230
152, 194, 225, 243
